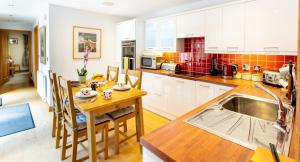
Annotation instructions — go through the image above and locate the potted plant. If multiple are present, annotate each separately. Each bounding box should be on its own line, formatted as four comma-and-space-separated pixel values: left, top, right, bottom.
77, 46, 90, 83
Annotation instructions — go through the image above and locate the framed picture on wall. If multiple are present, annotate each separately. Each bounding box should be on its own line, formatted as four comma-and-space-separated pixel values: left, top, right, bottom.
39, 26, 46, 64
73, 26, 101, 59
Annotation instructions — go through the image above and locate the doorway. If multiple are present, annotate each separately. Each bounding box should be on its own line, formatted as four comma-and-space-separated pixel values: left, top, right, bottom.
0, 29, 33, 94
33, 25, 39, 88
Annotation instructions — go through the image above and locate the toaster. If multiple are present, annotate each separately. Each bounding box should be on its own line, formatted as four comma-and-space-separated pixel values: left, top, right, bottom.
263, 71, 283, 86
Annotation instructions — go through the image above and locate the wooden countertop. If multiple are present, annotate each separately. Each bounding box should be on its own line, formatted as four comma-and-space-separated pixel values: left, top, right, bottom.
140, 69, 298, 162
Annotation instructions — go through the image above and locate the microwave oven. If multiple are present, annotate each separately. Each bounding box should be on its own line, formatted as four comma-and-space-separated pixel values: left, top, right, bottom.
141, 55, 162, 69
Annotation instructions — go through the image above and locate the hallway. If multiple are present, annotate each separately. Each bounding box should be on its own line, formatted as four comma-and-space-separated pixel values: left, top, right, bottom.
0, 72, 32, 95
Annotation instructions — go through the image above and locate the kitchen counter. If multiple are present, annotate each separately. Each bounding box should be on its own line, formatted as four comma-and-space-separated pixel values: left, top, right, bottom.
140, 69, 298, 161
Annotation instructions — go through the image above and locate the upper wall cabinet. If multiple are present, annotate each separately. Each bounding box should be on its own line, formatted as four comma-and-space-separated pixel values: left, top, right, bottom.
204, 7, 223, 52
145, 22, 158, 50
118, 19, 136, 41
245, 0, 298, 53
176, 11, 205, 38
222, 3, 245, 52
145, 17, 176, 51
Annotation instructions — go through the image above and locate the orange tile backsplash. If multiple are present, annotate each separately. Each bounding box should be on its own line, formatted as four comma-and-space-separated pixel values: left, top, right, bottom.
161, 38, 297, 74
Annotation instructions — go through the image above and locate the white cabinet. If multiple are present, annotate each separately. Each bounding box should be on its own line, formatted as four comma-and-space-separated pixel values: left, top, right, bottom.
165, 77, 196, 118
195, 81, 215, 106
195, 81, 233, 106
142, 72, 166, 111
119, 19, 136, 41
222, 3, 245, 52
145, 17, 176, 51
143, 147, 164, 162
204, 7, 223, 52
145, 22, 158, 50
142, 72, 234, 120
245, 0, 298, 53
159, 19, 176, 51
115, 19, 136, 67
176, 11, 205, 38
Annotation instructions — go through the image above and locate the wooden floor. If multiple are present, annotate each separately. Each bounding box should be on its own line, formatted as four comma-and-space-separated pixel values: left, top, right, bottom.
0, 73, 170, 162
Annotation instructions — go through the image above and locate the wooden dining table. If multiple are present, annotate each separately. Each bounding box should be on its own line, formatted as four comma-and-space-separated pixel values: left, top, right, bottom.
72, 81, 147, 162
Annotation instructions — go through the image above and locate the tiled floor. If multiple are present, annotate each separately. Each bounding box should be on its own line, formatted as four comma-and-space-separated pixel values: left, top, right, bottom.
0, 74, 170, 162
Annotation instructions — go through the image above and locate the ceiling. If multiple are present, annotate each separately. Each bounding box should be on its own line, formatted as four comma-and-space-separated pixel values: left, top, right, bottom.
0, 0, 234, 28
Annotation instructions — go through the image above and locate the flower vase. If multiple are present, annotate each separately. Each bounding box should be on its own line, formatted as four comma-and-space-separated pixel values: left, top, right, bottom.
78, 75, 86, 83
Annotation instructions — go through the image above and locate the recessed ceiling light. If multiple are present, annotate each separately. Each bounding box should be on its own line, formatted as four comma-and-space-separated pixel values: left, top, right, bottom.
102, 1, 114, 6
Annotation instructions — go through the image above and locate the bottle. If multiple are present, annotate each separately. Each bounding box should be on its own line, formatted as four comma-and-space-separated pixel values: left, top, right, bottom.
210, 56, 218, 76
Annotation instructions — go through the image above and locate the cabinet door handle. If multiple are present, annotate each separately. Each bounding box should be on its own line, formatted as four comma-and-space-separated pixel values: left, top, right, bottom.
207, 47, 218, 50
199, 85, 209, 88
154, 76, 162, 79
227, 47, 239, 51
264, 47, 279, 50
176, 80, 184, 84
154, 92, 162, 96
185, 33, 194, 37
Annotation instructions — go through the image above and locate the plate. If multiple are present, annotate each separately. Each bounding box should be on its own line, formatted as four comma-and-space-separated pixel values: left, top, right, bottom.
112, 85, 131, 91
75, 90, 98, 98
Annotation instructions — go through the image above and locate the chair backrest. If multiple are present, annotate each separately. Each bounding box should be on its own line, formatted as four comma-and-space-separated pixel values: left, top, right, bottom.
48, 70, 62, 113
58, 76, 78, 129
106, 65, 119, 82
125, 70, 142, 89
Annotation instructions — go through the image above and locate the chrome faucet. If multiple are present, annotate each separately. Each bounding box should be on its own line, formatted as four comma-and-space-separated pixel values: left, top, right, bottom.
254, 83, 286, 130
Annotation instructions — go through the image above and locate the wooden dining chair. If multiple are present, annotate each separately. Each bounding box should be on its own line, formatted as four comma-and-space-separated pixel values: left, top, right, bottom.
58, 77, 110, 162
106, 70, 142, 154
48, 70, 63, 149
106, 65, 119, 82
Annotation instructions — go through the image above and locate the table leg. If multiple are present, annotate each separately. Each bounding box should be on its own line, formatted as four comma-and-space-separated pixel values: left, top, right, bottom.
86, 112, 97, 162
135, 97, 144, 153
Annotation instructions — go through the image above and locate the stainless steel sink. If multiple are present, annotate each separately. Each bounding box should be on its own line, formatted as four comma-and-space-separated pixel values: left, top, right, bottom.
186, 93, 294, 156
220, 95, 278, 122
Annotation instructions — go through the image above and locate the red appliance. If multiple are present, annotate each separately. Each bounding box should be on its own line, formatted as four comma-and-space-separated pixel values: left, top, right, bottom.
222, 64, 234, 79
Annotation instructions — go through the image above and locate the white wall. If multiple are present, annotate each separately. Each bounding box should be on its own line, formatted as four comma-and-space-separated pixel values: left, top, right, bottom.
8, 31, 29, 71
35, 2, 51, 103
49, 5, 126, 80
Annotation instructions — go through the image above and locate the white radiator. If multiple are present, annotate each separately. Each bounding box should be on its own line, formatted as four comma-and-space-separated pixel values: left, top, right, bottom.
37, 71, 47, 101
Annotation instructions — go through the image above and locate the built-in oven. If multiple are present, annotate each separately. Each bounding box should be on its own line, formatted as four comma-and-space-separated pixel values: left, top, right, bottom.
122, 40, 136, 70
141, 55, 162, 69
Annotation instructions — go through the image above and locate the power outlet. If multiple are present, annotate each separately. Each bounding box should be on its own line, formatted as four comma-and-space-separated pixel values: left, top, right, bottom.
242, 64, 250, 71
254, 65, 261, 72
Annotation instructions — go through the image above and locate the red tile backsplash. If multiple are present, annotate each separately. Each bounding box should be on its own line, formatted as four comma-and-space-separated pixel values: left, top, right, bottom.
162, 37, 297, 74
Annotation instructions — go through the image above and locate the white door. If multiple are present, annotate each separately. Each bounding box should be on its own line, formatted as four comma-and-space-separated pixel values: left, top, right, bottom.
176, 11, 205, 38
195, 81, 215, 106
159, 17, 176, 51
145, 22, 158, 50
204, 7, 223, 52
142, 73, 167, 112
245, 0, 298, 53
222, 2, 245, 52
121, 19, 136, 41
166, 77, 196, 117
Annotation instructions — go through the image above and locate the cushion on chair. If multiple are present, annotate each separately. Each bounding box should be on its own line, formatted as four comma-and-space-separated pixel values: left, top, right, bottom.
76, 113, 110, 130
106, 106, 134, 119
